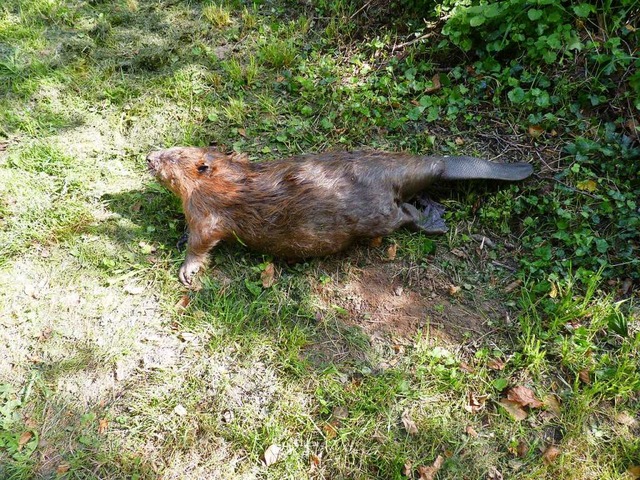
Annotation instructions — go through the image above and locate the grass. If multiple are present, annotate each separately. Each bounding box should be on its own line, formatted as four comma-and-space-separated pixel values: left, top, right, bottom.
0, 0, 638, 479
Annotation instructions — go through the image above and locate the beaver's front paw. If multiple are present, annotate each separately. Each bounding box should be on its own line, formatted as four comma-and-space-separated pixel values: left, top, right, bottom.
178, 258, 202, 286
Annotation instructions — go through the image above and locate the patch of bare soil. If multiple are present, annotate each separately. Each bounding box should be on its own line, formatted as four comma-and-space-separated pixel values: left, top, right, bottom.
313, 246, 515, 346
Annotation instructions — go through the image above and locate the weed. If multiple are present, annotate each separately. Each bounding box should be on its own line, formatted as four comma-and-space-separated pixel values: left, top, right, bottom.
202, 3, 232, 28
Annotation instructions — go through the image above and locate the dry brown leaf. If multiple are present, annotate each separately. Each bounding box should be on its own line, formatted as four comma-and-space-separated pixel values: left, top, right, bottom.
332, 406, 349, 420
504, 279, 522, 293
628, 466, 640, 479
424, 74, 442, 94
403, 460, 412, 476
98, 418, 108, 434
516, 441, 528, 458
487, 466, 503, 480
238, 128, 247, 137
370, 236, 383, 247
543, 394, 562, 417
18, 431, 33, 448
401, 409, 419, 435
579, 369, 591, 384
276, 75, 285, 82
322, 422, 337, 439
487, 358, 505, 371
459, 362, 474, 373
454, 137, 465, 146
507, 386, 543, 408
261, 263, 275, 288
465, 425, 478, 437
615, 411, 637, 427
464, 393, 488, 413
499, 399, 528, 421
448, 285, 460, 296
528, 125, 544, 138
387, 243, 397, 260
56, 464, 71, 475
310, 453, 321, 469
542, 445, 561, 465
263, 444, 281, 467
130, 201, 142, 213
175, 294, 191, 310
418, 455, 444, 480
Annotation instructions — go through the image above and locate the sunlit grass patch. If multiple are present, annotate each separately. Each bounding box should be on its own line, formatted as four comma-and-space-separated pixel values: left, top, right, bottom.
202, 3, 232, 28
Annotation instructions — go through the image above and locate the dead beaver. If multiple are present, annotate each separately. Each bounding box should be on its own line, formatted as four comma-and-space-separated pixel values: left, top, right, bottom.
146, 147, 533, 285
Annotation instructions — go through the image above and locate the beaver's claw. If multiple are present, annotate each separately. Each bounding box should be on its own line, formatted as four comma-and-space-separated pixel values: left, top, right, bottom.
178, 258, 202, 287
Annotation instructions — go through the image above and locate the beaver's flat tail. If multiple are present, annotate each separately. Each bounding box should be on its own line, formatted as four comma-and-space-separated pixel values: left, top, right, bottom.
437, 156, 533, 181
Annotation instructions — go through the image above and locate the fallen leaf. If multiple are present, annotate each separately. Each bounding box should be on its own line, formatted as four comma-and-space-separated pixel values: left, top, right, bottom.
130, 201, 142, 212
276, 75, 285, 82
576, 179, 597, 192
628, 466, 640, 479
98, 418, 108, 434
504, 279, 522, 293
370, 236, 383, 247
464, 393, 488, 413
263, 444, 281, 466
507, 386, 543, 408
454, 137, 465, 145
18, 431, 33, 449
310, 453, 321, 468
387, 243, 397, 260
516, 441, 528, 458
175, 295, 191, 310
238, 128, 247, 137
56, 464, 71, 475
459, 362, 474, 373
261, 263, 275, 288
403, 460, 412, 476
579, 369, 591, 384
424, 74, 442, 93
450, 248, 468, 258
528, 125, 544, 138
173, 404, 187, 416
549, 282, 558, 298
448, 285, 460, 296
418, 455, 444, 480
401, 409, 419, 435
542, 445, 560, 465
322, 422, 337, 439
332, 406, 349, 420
614, 411, 637, 427
499, 399, 528, 421
487, 466, 503, 480
487, 358, 505, 371
465, 425, 478, 437
543, 394, 562, 417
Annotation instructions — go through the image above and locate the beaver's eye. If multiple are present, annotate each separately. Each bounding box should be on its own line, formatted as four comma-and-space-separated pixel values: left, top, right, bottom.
197, 164, 208, 173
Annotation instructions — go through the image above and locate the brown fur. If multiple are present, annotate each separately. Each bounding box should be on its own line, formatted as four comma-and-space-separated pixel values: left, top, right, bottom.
147, 146, 532, 285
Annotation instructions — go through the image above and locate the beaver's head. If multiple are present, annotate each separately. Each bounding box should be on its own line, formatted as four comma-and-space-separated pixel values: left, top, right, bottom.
146, 146, 233, 198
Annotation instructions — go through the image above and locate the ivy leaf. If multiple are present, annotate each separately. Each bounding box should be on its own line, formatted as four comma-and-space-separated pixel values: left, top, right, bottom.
573, 3, 594, 17
470, 15, 486, 27
527, 9, 543, 20
507, 87, 525, 103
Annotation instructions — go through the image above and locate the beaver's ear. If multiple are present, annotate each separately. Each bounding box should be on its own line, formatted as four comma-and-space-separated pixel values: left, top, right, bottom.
197, 153, 218, 175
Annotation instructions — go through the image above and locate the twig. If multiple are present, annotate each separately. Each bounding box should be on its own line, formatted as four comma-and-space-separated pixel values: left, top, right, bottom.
391, 31, 437, 52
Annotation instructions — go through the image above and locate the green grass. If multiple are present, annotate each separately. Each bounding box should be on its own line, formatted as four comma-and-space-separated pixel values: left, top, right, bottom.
0, 0, 638, 478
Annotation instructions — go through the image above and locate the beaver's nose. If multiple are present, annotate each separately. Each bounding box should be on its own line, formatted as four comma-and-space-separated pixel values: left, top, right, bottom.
146, 151, 161, 169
